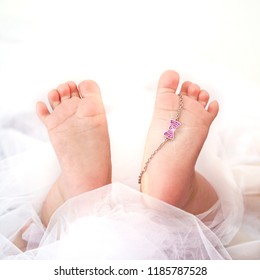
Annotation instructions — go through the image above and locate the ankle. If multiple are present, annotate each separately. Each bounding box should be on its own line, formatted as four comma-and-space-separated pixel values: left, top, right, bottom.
41, 178, 65, 227
183, 172, 218, 215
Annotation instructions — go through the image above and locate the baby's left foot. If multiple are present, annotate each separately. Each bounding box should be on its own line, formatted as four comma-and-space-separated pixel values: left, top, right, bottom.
36, 80, 111, 225
140, 70, 219, 214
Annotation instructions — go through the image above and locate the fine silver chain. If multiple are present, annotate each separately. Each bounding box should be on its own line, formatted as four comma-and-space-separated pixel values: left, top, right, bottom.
175, 92, 184, 122
138, 92, 183, 184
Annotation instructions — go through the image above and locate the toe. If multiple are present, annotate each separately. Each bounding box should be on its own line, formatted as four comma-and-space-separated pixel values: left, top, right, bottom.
77, 80, 105, 117
57, 83, 71, 101
187, 83, 200, 100
48, 90, 60, 109
180, 81, 192, 96
36, 101, 50, 123
78, 80, 101, 98
157, 70, 180, 95
207, 100, 219, 120
67, 81, 80, 98
154, 70, 181, 116
198, 90, 210, 108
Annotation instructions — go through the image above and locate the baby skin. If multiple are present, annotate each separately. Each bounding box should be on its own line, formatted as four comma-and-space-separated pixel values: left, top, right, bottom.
36, 80, 112, 226
141, 70, 219, 214
37, 70, 219, 226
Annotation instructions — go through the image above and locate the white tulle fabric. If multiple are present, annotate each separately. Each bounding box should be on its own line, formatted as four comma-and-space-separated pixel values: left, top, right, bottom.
1, 112, 259, 260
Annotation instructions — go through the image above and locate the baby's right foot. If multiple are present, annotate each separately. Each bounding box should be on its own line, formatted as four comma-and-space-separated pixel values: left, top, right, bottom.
36, 80, 111, 225
140, 70, 219, 214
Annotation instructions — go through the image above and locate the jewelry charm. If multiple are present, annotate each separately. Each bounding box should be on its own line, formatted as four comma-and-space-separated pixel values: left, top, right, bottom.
164, 119, 181, 140
138, 92, 183, 184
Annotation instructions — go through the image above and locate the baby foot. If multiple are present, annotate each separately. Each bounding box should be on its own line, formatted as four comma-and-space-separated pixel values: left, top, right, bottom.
140, 70, 219, 214
36, 80, 111, 223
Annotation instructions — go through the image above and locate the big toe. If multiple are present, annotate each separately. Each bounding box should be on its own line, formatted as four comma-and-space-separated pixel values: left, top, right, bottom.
78, 80, 101, 98
157, 70, 180, 95
154, 70, 181, 119
77, 80, 105, 117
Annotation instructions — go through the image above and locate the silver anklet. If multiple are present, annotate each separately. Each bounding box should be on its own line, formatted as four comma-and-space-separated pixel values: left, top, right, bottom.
138, 92, 183, 184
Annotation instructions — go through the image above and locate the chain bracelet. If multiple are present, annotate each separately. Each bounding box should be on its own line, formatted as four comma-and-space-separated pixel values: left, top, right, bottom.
138, 92, 183, 184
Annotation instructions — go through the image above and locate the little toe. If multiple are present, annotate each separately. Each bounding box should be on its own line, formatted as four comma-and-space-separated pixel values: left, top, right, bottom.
198, 90, 210, 108
187, 83, 200, 100
48, 90, 61, 109
207, 100, 219, 120
36, 101, 50, 123
180, 81, 192, 96
57, 83, 71, 101
67, 81, 80, 98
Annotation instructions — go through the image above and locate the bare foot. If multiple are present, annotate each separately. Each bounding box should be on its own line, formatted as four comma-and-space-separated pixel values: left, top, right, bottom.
36, 80, 111, 225
140, 70, 219, 214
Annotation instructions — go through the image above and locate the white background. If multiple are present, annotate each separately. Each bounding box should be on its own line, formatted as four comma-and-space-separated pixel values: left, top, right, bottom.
0, 0, 260, 113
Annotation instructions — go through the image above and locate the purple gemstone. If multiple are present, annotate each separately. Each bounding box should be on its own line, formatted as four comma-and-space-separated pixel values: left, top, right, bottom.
169, 119, 181, 130
164, 119, 181, 139
164, 129, 174, 139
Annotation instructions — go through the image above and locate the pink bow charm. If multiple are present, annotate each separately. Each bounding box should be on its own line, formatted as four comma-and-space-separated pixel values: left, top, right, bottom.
164, 119, 181, 140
